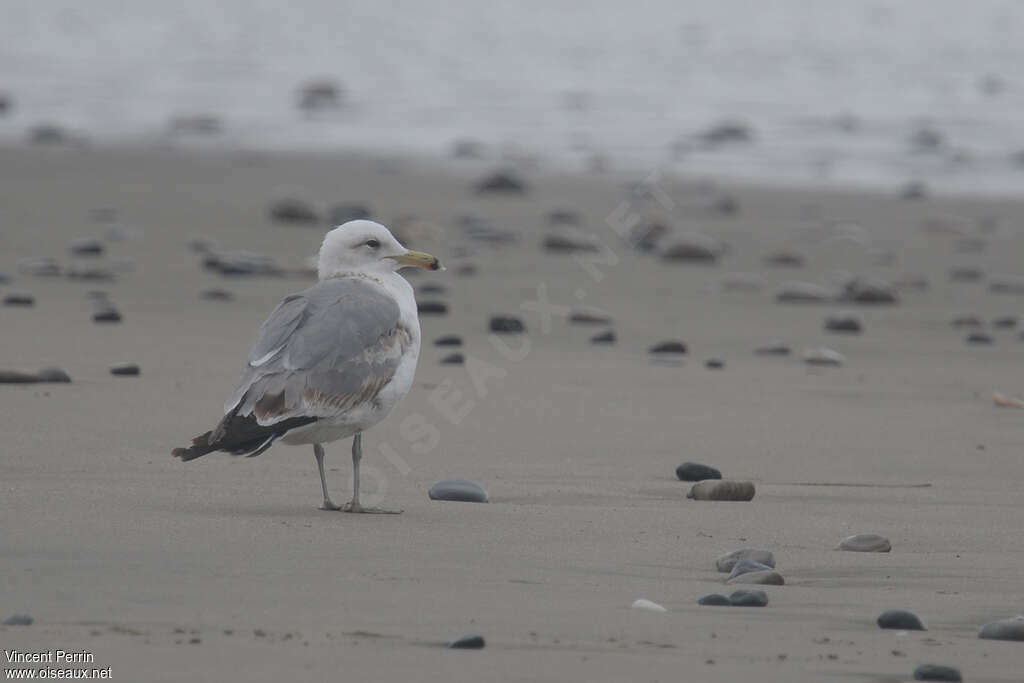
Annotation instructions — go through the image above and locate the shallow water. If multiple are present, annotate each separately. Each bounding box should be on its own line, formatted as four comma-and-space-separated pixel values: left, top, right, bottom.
1, 0, 1022, 193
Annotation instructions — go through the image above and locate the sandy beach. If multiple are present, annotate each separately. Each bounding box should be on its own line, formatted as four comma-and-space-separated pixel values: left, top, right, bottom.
1, 144, 1023, 682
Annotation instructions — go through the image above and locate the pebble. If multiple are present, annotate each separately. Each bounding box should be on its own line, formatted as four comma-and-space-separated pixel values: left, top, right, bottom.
763, 250, 805, 268
912, 664, 962, 682
631, 599, 667, 613
727, 569, 784, 586
687, 480, 755, 501
754, 342, 791, 356
3, 614, 33, 626
837, 534, 891, 552
0, 370, 40, 384
627, 221, 668, 252
428, 479, 489, 503
110, 363, 140, 377
949, 266, 983, 282
489, 316, 525, 334
877, 610, 925, 631
451, 139, 484, 160
705, 358, 725, 370
715, 549, 775, 573
201, 288, 234, 301
68, 238, 105, 256
66, 267, 115, 282
474, 171, 528, 195
447, 634, 486, 649
548, 209, 582, 226
417, 301, 448, 315
966, 332, 993, 345
590, 330, 616, 345
203, 251, 282, 277
697, 594, 732, 606
568, 306, 612, 325
727, 560, 775, 581
297, 79, 343, 111
675, 462, 722, 482
269, 199, 320, 224
660, 233, 721, 264
951, 315, 983, 328
542, 226, 600, 253
419, 283, 447, 296
440, 353, 465, 365
459, 215, 518, 245
901, 181, 928, 200
454, 263, 478, 277
93, 307, 123, 323
698, 121, 754, 146
328, 204, 372, 225
18, 257, 61, 277
434, 335, 463, 347
3, 293, 34, 306
36, 367, 71, 383
29, 124, 71, 145
776, 281, 834, 304
825, 313, 863, 334
990, 275, 1024, 294
727, 590, 768, 607
992, 316, 1017, 329
649, 341, 687, 355
840, 277, 899, 305
803, 347, 846, 366
977, 616, 1024, 641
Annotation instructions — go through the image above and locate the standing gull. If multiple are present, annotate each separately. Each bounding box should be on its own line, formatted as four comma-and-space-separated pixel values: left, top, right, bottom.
173, 220, 443, 512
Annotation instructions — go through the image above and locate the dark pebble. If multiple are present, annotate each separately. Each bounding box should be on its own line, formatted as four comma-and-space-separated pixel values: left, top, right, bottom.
913, 664, 962, 682
0, 273, 10, 284
715, 549, 775, 572
901, 181, 928, 200
949, 267, 983, 282
877, 609, 926, 631
705, 358, 725, 369
951, 315, 983, 328
3, 294, 34, 306
110, 363, 140, 376
727, 560, 775, 581
542, 232, 600, 253
66, 267, 116, 282
440, 353, 465, 365
434, 335, 463, 347
0, 370, 40, 384
966, 332, 993, 345
69, 239, 104, 256
978, 617, 1024, 641
429, 479, 488, 503
763, 250, 805, 268
548, 209, 581, 226
590, 330, 616, 345
840, 278, 899, 305
454, 263, 478, 277
675, 462, 722, 481
201, 288, 234, 301
329, 204, 373, 225
727, 569, 784, 585
417, 301, 448, 315
447, 634, 486, 649
990, 275, 1024, 294
754, 342, 791, 356
474, 171, 527, 195
992, 316, 1017, 329
36, 367, 72, 383
649, 341, 687, 355
727, 590, 768, 607
93, 308, 123, 323
29, 124, 69, 145
825, 315, 863, 334
490, 316, 525, 333
269, 199, 320, 224
3, 614, 33, 626
419, 283, 447, 295
697, 594, 731, 606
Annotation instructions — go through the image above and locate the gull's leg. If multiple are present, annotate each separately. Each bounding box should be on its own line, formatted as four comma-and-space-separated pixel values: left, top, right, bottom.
342, 433, 402, 514
314, 444, 340, 511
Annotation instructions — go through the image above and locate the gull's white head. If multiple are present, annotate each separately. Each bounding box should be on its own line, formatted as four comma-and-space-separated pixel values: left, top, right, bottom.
318, 220, 443, 280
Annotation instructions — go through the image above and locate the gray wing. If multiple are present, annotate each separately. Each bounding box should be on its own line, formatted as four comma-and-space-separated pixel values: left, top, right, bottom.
223, 278, 411, 426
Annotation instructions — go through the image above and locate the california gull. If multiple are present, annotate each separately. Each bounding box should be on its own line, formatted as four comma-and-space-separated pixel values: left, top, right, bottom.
173, 220, 443, 512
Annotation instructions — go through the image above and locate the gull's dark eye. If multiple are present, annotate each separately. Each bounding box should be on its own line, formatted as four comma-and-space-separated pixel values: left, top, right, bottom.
366, 239, 380, 249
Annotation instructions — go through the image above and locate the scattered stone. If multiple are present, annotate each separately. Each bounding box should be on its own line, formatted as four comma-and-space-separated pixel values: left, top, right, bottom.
428, 479, 489, 503
0, 370, 41, 384
447, 634, 486, 649
201, 288, 234, 301
474, 171, 528, 195
490, 316, 525, 334
675, 462, 722, 482
29, 123, 70, 145
440, 353, 465, 366
754, 342, 791, 356
910, 127, 944, 152
297, 79, 343, 111
877, 610, 926, 631
3, 293, 34, 307
803, 347, 846, 366
69, 238, 104, 256
837, 534, 891, 552
763, 250, 805, 268
203, 251, 281, 277
627, 221, 669, 252
459, 215, 518, 245
419, 283, 447, 296
705, 358, 725, 370
977, 616, 1024, 641
698, 594, 731, 606
269, 199, 320, 224
454, 263, 477, 277
329, 204, 372, 225
776, 281, 834, 304
110, 363, 141, 377
711, 195, 740, 216
840, 277, 899, 305
0, 273, 9, 284
65, 267, 116, 282
951, 315, 983, 329
568, 306, 612, 325
949, 267, 983, 282
632, 599, 667, 613
590, 330, 616, 345
542, 226, 600, 253
417, 301, 448, 315
649, 341, 687, 355
966, 332, 993, 345
660, 233, 721, 264
825, 313, 863, 334
727, 569, 784, 586
18, 257, 61, 277
698, 121, 754, 146
912, 664, 962, 682
36, 367, 71, 383
3, 614, 33, 626
727, 590, 768, 607
451, 139, 484, 160
0, 92, 11, 115
715, 549, 775, 573
992, 316, 1017, 329
688, 480, 755, 501
990, 275, 1024, 294
547, 209, 582, 226
93, 307, 123, 323
901, 181, 928, 200
434, 335, 463, 347
726, 560, 774, 580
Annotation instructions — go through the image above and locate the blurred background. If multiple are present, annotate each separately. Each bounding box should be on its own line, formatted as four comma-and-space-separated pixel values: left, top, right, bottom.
0, 0, 1021, 193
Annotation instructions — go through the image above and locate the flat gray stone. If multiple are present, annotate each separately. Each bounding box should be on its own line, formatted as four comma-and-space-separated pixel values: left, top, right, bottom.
697, 594, 731, 606
568, 306, 612, 325
978, 616, 1024, 641
727, 560, 774, 581
440, 353, 465, 365
675, 462, 721, 482
110, 363, 140, 377
3, 614, 32, 626
776, 281, 834, 304
803, 347, 846, 366
727, 590, 768, 607
36, 367, 71, 383
590, 330, 616, 345
838, 534, 891, 552
877, 609, 925, 630
688, 480, 755, 501
428, 479, 488, 503
715, 549, 775, 573
754, 341, 791, 356
447, 634, 485, 649
727, 569, 784, 586
913, 664, 961, 681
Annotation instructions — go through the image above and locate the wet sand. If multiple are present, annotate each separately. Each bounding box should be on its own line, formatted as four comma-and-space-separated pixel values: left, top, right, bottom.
1, 145, 1023, 682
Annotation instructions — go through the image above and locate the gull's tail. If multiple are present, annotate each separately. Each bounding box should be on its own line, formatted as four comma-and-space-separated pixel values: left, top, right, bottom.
172, 411, 316, 461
